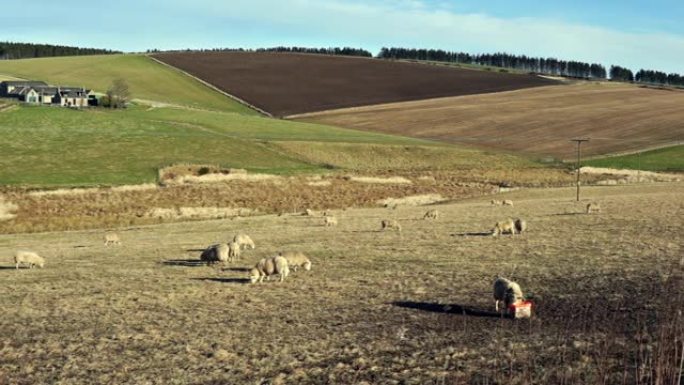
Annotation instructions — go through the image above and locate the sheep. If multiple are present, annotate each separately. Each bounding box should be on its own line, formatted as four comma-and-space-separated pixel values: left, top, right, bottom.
381, 219, 402, 232
249, 255, 290, 283
491, 199, 502, 206
514, 218, 527, 234
304, 209, 315, 216
200, 243, 230, 265
492, 218, 517, 236
493, 277, 524, 312
503, 200, 514, 206
103, 232, 121, 246
324, 216, 338, 227
281, 251, 312, 272
233, 233, 255, 250
586, 202, 601, 214
14, 250, 45, 269
423, 209, 439, 220
228, 241, 241, 262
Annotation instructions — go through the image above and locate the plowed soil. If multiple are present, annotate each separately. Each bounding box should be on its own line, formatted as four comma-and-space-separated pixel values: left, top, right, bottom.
298, 83, 684, 160
152, 52, 556, 117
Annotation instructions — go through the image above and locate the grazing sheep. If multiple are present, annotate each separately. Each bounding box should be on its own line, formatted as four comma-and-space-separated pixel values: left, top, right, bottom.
249, 255, 290, 283
14, 250, 45, 269
381, 219, 402, 232
503, 200, 514, 206
586, 202, 601, 214
492, 218, 517, 236
491, 199, 502, 206
423, 209, 439, 220
233, 233, 255, 250
493, 277, 524, 312
324, 216, 338, 227
228, 241, 241, 262
514, 218, 527, 234
103, 232, 121, 246
281, 251, 312, 272
200, 243, 230, 265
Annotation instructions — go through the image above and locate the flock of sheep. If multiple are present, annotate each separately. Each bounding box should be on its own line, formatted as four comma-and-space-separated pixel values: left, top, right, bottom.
9, 198, 604, 317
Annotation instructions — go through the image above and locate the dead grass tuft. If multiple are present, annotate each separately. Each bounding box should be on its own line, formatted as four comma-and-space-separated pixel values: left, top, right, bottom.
28, 183, 158, 197
377, 194, 446, 207
347, 175, 412, 184
163, 172, 282, 186
0, 196, 18, 221
582, 166, 681, 183
146, 206, 256, 220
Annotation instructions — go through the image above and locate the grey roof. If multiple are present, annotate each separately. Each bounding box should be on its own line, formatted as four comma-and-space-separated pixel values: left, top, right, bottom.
15, 87, 35, 96
1, 80, 48, 87
59, 89, 89, 98
37, 87, 58, 95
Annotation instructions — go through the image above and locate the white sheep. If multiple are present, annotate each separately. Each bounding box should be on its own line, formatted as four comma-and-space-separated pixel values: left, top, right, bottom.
233, 233, 255, 250
503, 200, 514, 206
514, 218, 527, 234
228, 241, 241, 262
324, 216, 338, 227
381, 219, 402, 232
103, 232, 121, 246
200, 243, 229, 265
493, 277, 524, 312
14, 250, 45, 269
492, 218, 517, 236
281, 251, 312, 272
249, 255, 290, 283
586, 202, 601, 214
491, 199, 502, 206
423, 209, 439, 220
304, 209, 315, 216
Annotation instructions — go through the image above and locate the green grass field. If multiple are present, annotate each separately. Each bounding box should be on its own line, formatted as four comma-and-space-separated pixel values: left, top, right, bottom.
0, 54, 252, 113
585, 145, 684, 172
0, 105, 534, 186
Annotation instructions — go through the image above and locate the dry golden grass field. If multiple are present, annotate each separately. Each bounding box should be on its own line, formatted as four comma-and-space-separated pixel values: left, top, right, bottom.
297, 83, 684, 160
1, 183, 682, 384
0, 168, 617, 234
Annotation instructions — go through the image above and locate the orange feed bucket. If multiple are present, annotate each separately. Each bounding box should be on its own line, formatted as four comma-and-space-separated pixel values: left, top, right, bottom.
508, 300, 533, 318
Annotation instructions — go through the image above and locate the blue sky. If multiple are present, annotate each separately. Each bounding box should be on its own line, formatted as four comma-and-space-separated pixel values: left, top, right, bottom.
2, 0, 683, 73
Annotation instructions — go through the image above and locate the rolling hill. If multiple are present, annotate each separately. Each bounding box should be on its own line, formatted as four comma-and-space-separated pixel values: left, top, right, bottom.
0, 54, 554, 187
152, 51, 557, 117
297, 82, 684, 163
0, 54, 253, 113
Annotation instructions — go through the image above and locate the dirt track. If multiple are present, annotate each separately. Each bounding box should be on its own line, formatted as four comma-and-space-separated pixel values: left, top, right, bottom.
299, 83, 684, 159
153, 52, 556, 117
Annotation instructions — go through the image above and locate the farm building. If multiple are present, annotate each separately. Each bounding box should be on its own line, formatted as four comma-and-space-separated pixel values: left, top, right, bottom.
0, 80, 48, 96
0, 81, 95, 107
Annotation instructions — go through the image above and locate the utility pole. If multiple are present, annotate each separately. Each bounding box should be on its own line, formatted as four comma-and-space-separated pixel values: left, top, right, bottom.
571, 138, 590, 201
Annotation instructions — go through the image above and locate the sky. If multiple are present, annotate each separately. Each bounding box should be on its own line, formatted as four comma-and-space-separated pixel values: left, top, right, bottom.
2, 0, 683, 73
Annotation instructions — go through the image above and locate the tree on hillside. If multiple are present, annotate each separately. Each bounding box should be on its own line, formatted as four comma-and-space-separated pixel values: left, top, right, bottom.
609, 65, 634, 82
102, 78, 131, 108
0, 41, 119, 60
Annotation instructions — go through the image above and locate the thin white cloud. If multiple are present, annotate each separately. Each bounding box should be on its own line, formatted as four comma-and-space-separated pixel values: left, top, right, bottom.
3, 0, 683, 72
197, 0, 684, 73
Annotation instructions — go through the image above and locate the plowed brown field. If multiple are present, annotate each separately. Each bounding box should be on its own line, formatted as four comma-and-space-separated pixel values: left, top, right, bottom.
152, 52, 556, 117
298, 83, 684, 160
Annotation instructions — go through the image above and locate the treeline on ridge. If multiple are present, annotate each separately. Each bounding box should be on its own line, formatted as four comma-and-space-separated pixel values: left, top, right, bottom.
0, 42, 120, 60
148, 46, 373, 57
377, 47, 684, 87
